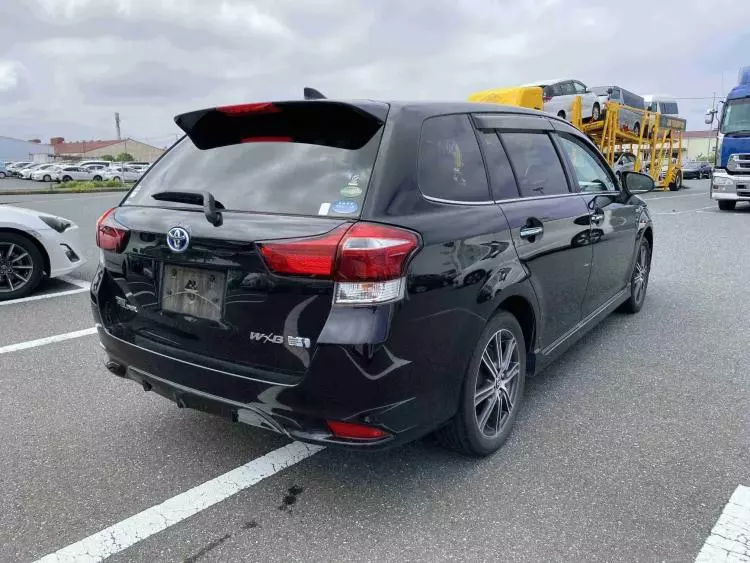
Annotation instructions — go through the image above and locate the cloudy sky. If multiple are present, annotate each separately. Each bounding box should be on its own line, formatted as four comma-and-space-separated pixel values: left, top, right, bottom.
1, 0, 749, 147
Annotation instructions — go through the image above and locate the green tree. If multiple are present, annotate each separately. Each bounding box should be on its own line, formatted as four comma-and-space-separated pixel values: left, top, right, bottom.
100, 154, 115, 161
115, 152, 134, 162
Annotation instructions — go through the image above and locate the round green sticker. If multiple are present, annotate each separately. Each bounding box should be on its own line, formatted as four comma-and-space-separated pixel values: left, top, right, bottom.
340, 185, 363, 197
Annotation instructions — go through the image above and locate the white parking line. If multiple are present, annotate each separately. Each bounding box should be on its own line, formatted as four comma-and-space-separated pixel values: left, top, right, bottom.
695, 485, 750, 562
645, 193, 707, 201
0, 277, 90, 306
0, 327, 97, 355
652, 206, 715, 215
34, 441, 325, 563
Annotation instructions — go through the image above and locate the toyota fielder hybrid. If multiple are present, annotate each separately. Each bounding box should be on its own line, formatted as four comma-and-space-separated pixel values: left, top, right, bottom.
91, 99, 655, 456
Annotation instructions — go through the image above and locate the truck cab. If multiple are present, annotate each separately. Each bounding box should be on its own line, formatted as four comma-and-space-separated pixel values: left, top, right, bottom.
709, 66, 750, 211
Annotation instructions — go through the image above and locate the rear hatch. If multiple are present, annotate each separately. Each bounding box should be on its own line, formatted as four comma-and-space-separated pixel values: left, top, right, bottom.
97, 100, 388, 381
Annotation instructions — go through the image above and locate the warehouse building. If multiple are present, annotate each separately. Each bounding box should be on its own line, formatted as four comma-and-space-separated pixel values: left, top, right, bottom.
50, 137, 166, 162
0, 136, 54, 163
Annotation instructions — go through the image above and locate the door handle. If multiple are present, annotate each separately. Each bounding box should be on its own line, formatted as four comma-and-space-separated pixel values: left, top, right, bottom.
519, 225, 544, 239
591, 211, 605, 225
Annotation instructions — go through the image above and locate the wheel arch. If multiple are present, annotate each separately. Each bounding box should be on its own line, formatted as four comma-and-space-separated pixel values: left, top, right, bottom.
0, 227, 51, 275
492, 293, 538, 376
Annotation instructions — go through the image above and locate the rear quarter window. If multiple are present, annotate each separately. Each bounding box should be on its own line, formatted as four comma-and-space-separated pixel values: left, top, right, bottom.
418, 114, 490, 203
123, 132, 383, 217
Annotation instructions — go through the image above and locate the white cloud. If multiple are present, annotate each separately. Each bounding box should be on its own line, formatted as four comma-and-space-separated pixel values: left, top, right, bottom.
0, 61, 24, 92
0, 0, 749, 142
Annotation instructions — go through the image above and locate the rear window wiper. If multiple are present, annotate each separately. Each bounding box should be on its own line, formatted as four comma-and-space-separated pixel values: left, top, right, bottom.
151, 190, 224, 226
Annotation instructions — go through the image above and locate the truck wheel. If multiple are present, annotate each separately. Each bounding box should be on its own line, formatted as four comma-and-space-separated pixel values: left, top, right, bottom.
718, 200, 736, 211
669, 173, 682, 191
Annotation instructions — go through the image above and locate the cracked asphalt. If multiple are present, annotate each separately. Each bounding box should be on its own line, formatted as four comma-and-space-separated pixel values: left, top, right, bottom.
1, 181, 748, 562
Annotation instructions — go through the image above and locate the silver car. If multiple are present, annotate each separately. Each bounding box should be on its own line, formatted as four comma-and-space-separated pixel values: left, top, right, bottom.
591, 86, 646, 137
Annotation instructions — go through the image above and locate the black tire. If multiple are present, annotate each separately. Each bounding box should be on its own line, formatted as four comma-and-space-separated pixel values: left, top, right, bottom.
436, 311, 526, 456
93, 175, 102, 181
592, 103, 601, 121
0, 233, 45, 301
633, 123, 641, 137
0, 171, 6, 179
43, 174, 51, 182
62, 175, 72, 182
557, 110, 566, 120
619, 237, 651, 314
718, 200, 736, 211
113, 176, 121, 182
668, 172, 682, 191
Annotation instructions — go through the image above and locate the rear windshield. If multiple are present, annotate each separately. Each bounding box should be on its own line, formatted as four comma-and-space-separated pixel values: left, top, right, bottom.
123, 132, 383, 217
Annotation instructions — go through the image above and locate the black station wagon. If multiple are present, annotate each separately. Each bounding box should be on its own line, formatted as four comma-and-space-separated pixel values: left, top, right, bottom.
91, 99, 655, 456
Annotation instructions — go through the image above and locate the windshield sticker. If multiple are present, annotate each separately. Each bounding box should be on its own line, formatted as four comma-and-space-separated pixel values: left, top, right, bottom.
318, 202, 331, 216
340, 174, 363, 197
331, 199, 358, 214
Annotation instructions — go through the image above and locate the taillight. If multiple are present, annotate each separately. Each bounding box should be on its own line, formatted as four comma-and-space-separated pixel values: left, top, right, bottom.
543, 96, 552, 102
327, 420, 388, 440
258, 222, 420, 305
95, 208, 129, 253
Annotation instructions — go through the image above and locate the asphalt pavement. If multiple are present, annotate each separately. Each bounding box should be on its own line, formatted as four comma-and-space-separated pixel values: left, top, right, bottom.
1, 181, 748, 563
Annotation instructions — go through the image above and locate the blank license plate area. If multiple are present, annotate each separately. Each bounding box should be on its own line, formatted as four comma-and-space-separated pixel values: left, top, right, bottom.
161, 265, 226, 321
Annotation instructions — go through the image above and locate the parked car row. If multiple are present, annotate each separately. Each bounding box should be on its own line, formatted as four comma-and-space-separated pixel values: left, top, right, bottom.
521, 79, 681, 137
1, 160, 151, 183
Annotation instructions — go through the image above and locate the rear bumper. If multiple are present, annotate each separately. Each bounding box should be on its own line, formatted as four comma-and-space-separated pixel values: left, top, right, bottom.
92, 312, 460, 450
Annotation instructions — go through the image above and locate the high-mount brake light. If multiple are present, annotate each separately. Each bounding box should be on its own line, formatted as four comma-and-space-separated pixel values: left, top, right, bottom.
216, 102, 280, 115
258, 222, 420, 305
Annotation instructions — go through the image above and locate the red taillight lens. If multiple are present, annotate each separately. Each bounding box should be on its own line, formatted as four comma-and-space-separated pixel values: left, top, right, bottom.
543, 96, 552, 102
327, 420, 388, 440
336, 223, 419, 282
216, 102, 279, 115
258, 224, 350, 277
95, 208, 129, 253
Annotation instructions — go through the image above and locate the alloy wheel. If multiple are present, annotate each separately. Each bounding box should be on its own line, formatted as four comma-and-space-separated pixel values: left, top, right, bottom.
474, 329, 521, 437
0, 242, 34, 293
633, 243, 649, 304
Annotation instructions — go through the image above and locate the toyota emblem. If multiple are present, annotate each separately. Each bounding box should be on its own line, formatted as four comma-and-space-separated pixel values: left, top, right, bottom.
166, 227, 190, 253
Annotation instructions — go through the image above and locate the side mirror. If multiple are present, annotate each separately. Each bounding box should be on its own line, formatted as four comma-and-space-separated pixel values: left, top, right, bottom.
705, 108, 715, 125
622, 171, 655, 194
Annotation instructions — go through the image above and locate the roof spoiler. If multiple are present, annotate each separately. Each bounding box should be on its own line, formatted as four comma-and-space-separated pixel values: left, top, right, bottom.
174, 100, 384, 151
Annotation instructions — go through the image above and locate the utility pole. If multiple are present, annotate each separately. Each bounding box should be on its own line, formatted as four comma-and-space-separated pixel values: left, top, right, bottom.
115, 112, 121, 140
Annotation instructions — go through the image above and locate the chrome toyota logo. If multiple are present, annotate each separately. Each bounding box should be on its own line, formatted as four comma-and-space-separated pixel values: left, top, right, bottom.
166, 227, 190, 253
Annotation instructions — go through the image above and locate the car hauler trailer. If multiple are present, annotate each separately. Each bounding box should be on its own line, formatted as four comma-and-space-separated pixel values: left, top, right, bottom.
469, 87, 687, 191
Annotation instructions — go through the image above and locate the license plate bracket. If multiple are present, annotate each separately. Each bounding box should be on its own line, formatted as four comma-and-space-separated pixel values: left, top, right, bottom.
161, 265, 226, 321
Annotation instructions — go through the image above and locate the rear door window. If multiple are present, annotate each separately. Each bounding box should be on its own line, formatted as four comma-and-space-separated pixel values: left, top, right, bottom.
418, 114, 491, 203
560, 82, 576, 95
479, 131, 520, 200
124, 131, 383, 217
500, 132, 569, 197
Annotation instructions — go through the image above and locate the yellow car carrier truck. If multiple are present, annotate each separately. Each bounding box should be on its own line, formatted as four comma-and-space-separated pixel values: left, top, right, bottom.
469, 86, 687, 191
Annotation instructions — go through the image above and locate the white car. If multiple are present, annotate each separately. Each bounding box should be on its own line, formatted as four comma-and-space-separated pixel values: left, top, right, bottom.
80, 164, 109, 180
0, 206, 86, 300
104, 166, 144, 182
53, 166, 97, 182
524, 79, 602, 122
29, 164, 60, 181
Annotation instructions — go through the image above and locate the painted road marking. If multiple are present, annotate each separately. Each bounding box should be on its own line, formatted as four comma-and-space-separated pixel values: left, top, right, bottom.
0, 276, 90, 306
645, 192, 707, 201
652, 205, 715, 215
34, 441, 325, 563
0, 327, 97, 355
695, 485, 750, 562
